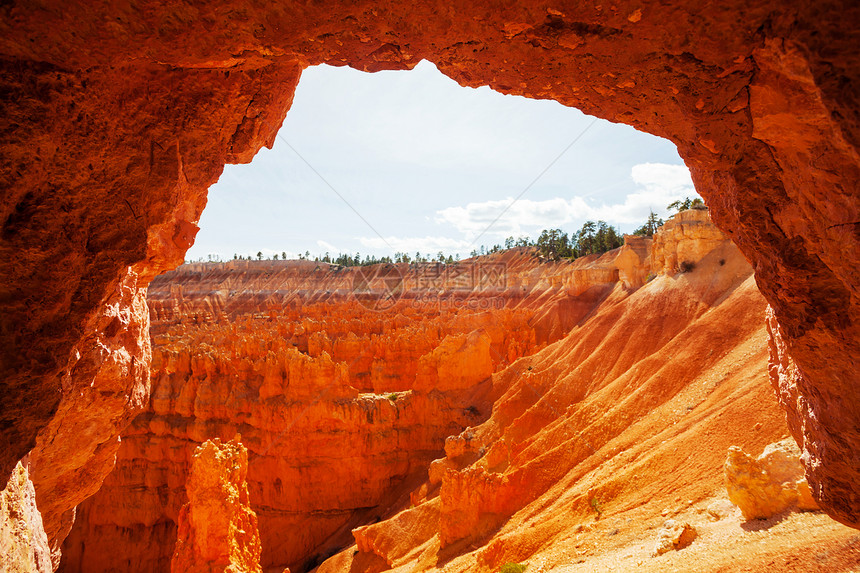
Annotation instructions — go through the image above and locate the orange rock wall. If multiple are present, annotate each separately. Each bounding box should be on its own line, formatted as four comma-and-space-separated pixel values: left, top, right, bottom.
0, 0, 858, 541
171, 438, 262, 573
322, 213, 794, 572
28, 268, 152, 559
61, 252, 623, 572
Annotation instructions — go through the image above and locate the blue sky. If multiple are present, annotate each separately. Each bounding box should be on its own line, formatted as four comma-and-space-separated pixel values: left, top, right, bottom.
186, 61, 697, 261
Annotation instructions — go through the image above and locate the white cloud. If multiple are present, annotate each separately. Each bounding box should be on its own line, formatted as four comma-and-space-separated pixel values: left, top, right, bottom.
435, 197, 582, 237
435, 162, 696, 237
359, 235, 471, 254
631, 162, 694, 190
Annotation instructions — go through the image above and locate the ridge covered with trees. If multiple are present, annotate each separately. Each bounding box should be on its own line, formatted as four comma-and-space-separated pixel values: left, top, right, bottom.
190, 198, 705, 266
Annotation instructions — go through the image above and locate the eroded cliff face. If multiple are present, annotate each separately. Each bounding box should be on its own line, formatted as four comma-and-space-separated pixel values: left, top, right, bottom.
28, 268, 152, 565
61, 251, 630, 572
650, 209, 727, 275
62, 215, 859, 573
0, 459, 52, 573
171, 438, 262, 573
0, 0, 858, 549
318, 212, 845, 573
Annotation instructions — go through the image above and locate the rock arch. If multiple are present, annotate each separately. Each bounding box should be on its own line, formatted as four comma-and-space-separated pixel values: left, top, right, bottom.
0, 0, 857, 541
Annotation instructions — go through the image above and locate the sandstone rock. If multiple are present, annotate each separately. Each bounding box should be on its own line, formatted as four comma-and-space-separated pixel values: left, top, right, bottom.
650, 209, 731, 275
705, 499, 737, 522
764, 307, 858, 527
445, 430, 482, 461
652, 520, 697, 556
615, 235, 652, 289
725, 438, 820, 520
171, 438, 262, 573
429, 457, 458, 487
414, 331, 494, 392
0, 459, 52, 573
1, 0, 859, 536
63, 257, 571, 572
352, 498, 440, 567
432, 233, 771, 552
28, 266, 152, 562
440, 466, 515, 548
66, 220, 785, 572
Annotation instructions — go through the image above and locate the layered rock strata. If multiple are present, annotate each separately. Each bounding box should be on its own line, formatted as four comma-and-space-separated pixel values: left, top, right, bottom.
1, 0, 858, 533
62, 250, 630, 572
651, 209, 727, 275
318, 213, 804, 571
171, 438, 262, 573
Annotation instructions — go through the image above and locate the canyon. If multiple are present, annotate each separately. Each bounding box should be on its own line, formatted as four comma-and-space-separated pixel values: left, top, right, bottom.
0, 0, 859, 571
51, 214, 860, 572
59, 242, 626, 572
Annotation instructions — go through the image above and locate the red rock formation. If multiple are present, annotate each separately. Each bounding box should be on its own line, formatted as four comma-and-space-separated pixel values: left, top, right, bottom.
0, 0, 858, 546
28, 267, 152, 563
322, 212, 837, 571
171, 438, 262, 573
63, 255, 623, 572
0, 459, 52, 573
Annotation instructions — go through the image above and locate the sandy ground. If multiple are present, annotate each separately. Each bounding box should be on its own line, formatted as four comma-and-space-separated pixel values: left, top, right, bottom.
531, 500, 860, 573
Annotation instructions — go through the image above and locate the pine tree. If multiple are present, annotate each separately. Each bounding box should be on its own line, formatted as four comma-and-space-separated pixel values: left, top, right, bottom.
633, 211, 663, 236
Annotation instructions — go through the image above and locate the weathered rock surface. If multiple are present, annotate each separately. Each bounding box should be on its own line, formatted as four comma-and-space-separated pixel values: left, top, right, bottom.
63, 252, 626, 572
725, 438, 820, 521
171, 438, 262, 573
28, 267, 152, 562
431, 228, 760, 554
1, 0, 858, 535
0, 459, 52, 573
651, 209, 728, 275
705, 499, 737, 522
324, 216, 811, 572
352, 498, 441, 569
615, 235, 651, 289
652, 520, 697, 556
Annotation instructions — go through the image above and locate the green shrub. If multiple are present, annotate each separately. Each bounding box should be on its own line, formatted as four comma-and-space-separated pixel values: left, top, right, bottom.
590, 497, 603, 519
500, 563, 527, 573
679, 260, 695, 273
387, 393, 398, 402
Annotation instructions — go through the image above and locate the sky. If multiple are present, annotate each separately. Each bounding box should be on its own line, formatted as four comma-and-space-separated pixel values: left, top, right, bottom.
186, 60, 699, 261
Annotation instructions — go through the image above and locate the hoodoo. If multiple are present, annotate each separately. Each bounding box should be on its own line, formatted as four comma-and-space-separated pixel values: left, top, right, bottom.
0, 0, 858, 570
59, 253, 605, 572
63, 216, 860, 572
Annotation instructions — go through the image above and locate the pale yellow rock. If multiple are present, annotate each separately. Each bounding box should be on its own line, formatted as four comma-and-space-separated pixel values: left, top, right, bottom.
705, 499, 736, 521
796, 478, 820, 511
652, 519, 697, 556
615, 235, 651, 288
651, 208, 727, 275
0, 459, 52, 573
724, 438, 819, 520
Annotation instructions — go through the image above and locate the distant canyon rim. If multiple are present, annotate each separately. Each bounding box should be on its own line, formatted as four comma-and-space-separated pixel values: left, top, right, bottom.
0, 0, 858, 570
